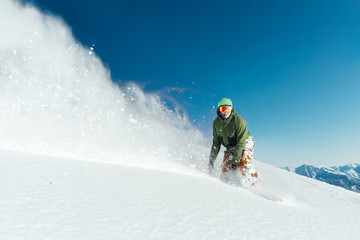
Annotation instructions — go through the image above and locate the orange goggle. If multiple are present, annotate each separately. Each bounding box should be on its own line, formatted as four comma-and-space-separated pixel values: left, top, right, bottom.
219, 105, 232, 113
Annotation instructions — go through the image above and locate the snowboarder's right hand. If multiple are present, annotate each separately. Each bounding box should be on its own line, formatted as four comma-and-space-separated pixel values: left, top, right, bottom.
208, 161, 214, 172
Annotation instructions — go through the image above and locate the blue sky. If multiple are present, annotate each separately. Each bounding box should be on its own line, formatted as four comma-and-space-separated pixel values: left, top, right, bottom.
24, 0, 360, 167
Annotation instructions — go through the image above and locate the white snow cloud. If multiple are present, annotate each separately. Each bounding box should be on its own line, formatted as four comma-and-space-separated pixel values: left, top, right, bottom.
0, 0, 208, 172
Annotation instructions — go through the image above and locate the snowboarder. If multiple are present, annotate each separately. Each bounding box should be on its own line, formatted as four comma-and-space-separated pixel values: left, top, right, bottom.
208, 98, 260, 186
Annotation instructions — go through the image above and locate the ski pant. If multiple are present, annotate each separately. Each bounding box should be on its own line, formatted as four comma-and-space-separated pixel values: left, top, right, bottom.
221, 136, 259, 181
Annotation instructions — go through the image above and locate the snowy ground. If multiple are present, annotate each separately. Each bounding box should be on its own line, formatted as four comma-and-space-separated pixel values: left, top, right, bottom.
1, 149, 360, 240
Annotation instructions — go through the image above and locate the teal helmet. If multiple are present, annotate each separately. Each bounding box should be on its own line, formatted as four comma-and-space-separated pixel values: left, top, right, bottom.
218, 98, 232, 108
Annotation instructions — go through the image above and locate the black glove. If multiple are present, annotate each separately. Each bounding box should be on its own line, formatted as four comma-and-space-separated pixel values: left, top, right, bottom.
208, 161, 214, 170
231, 163, 238, 169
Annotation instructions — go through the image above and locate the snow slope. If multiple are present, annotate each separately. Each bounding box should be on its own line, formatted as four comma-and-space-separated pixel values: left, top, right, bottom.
1, 149, 360, 240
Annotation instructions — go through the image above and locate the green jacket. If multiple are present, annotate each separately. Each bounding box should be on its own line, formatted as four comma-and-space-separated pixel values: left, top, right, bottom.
209, 109, 251, 164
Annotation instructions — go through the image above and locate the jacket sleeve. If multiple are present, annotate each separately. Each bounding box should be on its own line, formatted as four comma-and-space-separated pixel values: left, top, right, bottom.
209, 122, 221, 163
232, 117, 248, 162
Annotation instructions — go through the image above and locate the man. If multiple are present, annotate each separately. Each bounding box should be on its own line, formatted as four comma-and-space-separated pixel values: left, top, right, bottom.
208, 98, 259, 185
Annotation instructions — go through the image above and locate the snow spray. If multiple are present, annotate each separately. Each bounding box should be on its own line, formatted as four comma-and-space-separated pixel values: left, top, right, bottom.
0, 0, 208, 172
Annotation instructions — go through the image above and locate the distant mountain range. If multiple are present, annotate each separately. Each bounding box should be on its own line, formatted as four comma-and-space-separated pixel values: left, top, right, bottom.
282, 164, 360, 193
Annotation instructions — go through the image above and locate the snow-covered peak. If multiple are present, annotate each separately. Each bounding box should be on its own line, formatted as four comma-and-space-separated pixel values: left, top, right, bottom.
283, 163, 360, 193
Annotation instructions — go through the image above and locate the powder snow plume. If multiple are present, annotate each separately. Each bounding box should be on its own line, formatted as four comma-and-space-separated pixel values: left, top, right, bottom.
0, 0, 208, 171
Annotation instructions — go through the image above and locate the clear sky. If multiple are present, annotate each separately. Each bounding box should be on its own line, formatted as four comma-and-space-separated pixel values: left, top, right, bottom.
23, 0, 360, 167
